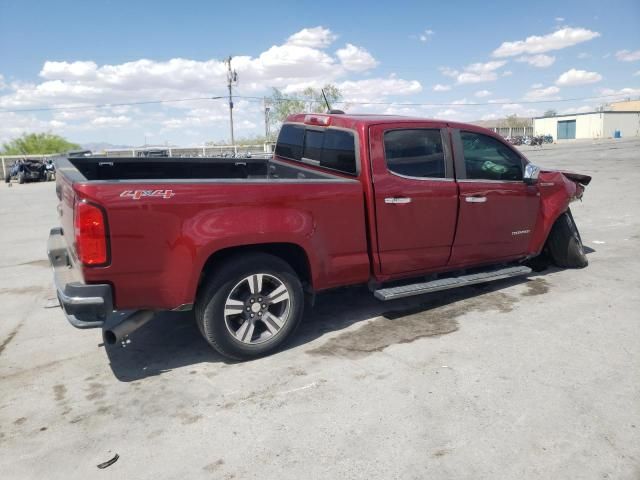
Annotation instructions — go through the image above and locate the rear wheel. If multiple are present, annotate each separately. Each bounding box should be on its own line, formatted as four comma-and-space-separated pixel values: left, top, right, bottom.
18, 172, 25, 184
195, 253, 304, 360
546, 209, 588, 268
4, 173, 10, 183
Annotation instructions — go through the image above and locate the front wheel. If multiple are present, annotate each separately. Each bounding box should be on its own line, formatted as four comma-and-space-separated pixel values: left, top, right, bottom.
195, 253, 304, 360
546, 209, 588, 268
17, 172, 25, 184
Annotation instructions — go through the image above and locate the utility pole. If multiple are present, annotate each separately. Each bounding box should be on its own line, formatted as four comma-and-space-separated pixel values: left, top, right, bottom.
225, 56, 238, 155
263, 97, 271, 140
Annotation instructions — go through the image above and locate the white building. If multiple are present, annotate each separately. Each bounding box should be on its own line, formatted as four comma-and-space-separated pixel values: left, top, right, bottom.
534, 111, 640, 140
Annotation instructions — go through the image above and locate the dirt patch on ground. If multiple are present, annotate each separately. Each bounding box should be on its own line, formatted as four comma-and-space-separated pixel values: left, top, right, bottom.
53, 384, 67, 402
522, 278, 550, 297
308, 289, 518, 359
203, 459, 225, 473
0, 259, 50, 270
19, 259, 50, 268
0, 323, 22, 356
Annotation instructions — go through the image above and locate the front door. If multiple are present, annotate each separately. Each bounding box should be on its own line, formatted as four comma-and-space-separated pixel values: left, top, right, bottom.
370, 124, 458, 276
449, 129, 540, 266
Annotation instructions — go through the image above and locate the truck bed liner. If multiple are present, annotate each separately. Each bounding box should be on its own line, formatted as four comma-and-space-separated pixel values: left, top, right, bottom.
65, 156, 340, 182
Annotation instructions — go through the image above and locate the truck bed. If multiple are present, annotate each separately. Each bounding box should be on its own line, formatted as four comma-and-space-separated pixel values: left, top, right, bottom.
55, 154, 371, 311
65, 156, 337, 181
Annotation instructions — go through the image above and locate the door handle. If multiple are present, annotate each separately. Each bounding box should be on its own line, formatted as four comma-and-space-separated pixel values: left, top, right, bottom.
465, 196, 487, 203
384, 197, 412, 204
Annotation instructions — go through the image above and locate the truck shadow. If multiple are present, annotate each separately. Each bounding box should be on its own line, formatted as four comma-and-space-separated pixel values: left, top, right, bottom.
104, 264, 570, 382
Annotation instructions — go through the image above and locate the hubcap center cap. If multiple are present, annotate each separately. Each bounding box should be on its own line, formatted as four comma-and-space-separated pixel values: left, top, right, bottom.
250, 303, 262, 313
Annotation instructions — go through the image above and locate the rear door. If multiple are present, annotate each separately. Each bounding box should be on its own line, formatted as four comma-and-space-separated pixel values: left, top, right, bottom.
449, 129, 540, 266
370, 123, 458, 275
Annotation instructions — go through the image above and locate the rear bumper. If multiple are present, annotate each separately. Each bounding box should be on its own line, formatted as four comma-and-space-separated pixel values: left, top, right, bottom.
47, 227, 113, 329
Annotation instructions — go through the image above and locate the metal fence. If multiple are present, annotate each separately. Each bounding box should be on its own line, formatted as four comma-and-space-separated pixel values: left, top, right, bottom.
103, 143, 275, 158
490, 126, 534, 138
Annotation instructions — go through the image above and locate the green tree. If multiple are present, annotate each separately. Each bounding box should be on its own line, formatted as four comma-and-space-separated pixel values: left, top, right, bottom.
267, 84, 343, 139
2, 132, 80, 155
501, 115, 531, 128
543, 109, 557, 117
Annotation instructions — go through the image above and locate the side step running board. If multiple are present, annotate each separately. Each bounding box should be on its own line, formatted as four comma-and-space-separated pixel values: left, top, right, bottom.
373, 265, 532, 301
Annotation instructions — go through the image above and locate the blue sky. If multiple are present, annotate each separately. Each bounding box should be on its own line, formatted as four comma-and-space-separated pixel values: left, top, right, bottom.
1, 0, 639, 146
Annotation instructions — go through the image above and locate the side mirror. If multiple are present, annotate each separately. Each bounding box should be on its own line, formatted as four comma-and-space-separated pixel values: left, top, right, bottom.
524, 163, 541, 185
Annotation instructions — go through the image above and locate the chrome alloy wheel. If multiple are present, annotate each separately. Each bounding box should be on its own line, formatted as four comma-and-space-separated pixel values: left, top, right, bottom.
223, 273, 292, 345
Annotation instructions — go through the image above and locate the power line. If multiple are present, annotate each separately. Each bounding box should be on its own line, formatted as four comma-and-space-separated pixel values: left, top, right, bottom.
0, 92, 635, 115
235, 93, 638, 107
0, 96, 225, 113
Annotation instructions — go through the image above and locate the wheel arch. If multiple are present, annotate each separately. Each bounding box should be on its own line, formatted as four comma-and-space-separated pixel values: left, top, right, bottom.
196, 243, 313, 299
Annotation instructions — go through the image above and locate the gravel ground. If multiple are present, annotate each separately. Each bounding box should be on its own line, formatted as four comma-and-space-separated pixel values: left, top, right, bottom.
1, 138, 639, 479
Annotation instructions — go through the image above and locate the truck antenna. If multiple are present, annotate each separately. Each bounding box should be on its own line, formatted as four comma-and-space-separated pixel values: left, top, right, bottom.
321, 89, 331, 112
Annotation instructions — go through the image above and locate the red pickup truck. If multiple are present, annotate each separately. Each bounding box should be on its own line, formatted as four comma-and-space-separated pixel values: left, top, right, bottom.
48, 113, 590, 359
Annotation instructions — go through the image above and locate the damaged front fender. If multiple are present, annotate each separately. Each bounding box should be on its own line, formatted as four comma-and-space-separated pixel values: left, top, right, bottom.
527, 169, 592, 254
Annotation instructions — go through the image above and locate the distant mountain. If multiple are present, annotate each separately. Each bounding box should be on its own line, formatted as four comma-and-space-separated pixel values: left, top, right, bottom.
81, 142, 132, 152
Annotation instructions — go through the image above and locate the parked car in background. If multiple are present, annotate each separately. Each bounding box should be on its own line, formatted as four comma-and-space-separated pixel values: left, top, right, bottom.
48, 113, 592, 360
5, 159, 47, 184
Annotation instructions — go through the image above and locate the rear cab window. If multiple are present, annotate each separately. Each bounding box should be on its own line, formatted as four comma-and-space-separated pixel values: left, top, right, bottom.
275, 124, 358, 176
383, 129, 446, 178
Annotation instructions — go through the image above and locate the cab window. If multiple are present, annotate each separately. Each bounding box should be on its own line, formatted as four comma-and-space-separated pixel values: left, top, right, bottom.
460, 131, 523, 181
275, 124, 357, 176
383, 129, 446, 178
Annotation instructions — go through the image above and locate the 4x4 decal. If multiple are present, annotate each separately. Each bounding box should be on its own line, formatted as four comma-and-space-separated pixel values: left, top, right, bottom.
120, 189, 175, 200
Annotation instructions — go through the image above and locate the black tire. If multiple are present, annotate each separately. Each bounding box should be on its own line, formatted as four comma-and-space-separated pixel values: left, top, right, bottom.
4, 174, 10, 184
18, 172, 25, 184
546, 209, 588, 268
195, 253, 304, 360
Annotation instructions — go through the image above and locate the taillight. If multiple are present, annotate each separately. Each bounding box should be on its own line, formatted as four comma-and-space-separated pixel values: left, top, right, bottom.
74, 200, 109, 266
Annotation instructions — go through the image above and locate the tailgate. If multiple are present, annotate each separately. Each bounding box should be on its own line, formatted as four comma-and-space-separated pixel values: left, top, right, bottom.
55, 158, 80, 258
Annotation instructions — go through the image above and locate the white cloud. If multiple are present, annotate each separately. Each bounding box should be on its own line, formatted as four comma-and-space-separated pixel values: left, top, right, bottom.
555, 68, 602, 86
615, 49, 640, 62
436, 108, 459, 118
0, 26, 423, 144
335, 44, 378, 72
91, 115, 131, 127
502, 103, 524, 111
337, 76, 422, 101
501, 104, 540, 117
0, 74, 6, 90
577, 52, 591, 59
439, 66, 459, 78
41, 61, 98, 80
516, 54, 556, 68
475, 90, 492, 98
455, 60, 507, 84
502, 70, 513, 77
286, 26, 337, 48
531, 83, 543, 88
524, 85, 561, 100
493, 27, 600, 57
418, 29, 435, 42
49, 119, 66, 128
560, 105, 593, 114
433, 84, 451, 92
555, 17, 565, 22
634, 71, 640, 77
599, 87, 640, 97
